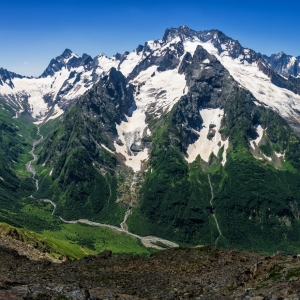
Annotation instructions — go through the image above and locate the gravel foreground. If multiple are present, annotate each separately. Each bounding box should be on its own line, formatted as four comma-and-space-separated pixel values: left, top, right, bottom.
0, 244, 300, 299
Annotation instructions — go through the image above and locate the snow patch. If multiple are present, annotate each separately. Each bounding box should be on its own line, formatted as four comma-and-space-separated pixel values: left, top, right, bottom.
186, 108, 228, 165
119, 50, 143, 78
263, 153, 272, 162
250, 125, 264, 150
133, 67, 187, 116
114, 108, 149, 172
275, 151, 285, 159
250, 126, 274, 162
48, 104, 64, 121
97, 54, 119, 72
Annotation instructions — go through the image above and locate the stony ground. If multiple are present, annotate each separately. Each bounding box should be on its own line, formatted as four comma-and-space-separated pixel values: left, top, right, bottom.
1, 243, 300, 300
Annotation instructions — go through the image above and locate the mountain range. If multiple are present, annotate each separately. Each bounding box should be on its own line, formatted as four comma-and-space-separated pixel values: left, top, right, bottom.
1, 26, 300, 255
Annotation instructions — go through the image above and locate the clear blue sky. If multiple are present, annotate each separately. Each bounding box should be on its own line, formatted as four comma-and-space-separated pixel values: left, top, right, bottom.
1, 0, 299, 76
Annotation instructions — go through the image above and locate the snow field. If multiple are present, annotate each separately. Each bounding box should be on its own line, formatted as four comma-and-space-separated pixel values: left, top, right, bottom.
114, 108, 149, 172
186, 108, 228, 165
114, 37, 189, 171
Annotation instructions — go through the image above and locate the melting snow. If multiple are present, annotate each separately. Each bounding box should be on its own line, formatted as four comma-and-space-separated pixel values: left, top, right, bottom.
250, 125, 264, 150
186, 108, 228, 165
250, 125, 277, 162
47, 104, 64, 121
275, 151, 285, 159
11, 77, 52, 118
114, 107, 149, 172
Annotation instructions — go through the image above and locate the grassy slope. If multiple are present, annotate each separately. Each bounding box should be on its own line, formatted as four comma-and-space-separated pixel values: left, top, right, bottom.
128, 93, 300, 254
0, 194, 150, 259
0, 99, 37, 212
21, 200, 149, 257
0, 100, 150, 258
35, 106, 126, 226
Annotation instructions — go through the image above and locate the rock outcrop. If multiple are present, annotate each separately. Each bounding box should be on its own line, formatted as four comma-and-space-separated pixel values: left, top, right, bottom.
1, 245, 300, 299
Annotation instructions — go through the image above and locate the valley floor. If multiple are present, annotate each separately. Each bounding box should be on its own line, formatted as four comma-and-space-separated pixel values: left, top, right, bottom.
25, 127, 179, 251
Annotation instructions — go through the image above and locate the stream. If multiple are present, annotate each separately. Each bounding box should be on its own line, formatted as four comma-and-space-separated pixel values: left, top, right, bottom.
26, 128, 179, 250
208, 174, 222, 246
25, 127, 43, 191
120, 173, 136, 232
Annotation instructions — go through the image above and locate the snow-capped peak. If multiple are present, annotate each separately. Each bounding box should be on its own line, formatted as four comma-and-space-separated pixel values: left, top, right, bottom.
263, 51, 300, 78
61, 48, 75, 59
0, 25, 300, 139
162, 25, 199, 43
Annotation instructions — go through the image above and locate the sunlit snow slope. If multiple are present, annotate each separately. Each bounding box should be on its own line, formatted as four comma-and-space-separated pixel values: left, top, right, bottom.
1, 26, 300, 171
178, 31, 300, 133
186, 108, 228, 164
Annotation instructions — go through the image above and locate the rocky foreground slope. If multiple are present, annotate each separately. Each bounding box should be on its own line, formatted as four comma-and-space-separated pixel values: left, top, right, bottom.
0, 242, 300, 300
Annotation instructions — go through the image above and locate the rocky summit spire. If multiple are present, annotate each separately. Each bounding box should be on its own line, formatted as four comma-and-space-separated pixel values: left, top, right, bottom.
61, 48, 74, 59
162, 25, 198, 42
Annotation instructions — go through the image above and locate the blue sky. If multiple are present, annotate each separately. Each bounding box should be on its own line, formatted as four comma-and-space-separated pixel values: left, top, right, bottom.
1, 0, 299, 76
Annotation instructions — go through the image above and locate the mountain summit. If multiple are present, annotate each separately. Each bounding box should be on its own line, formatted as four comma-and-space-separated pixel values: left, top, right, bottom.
1, 27, 300, 255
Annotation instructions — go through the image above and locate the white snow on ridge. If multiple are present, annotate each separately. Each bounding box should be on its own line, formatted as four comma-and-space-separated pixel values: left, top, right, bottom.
186, 40, 300, 123
119, 50, 143, 78
0, 52, 121, 122
11, 76, 54, 118
183, 39, 201, 55
219, 55, 300, 119
186, 108, 228, 165
0, 65, 105, 122
113, 50, 188, 171
134, 67, 187, 116
97, 54, 119, 72
114, 37, 189, 171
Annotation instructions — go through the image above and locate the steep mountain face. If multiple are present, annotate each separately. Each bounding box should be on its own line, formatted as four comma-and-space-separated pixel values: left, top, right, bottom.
263, 51, 300, 78
1, 26, 300, 131
2, 26, 300, 254
0, 49, 121, 122
35, 68, 134, 223
125, 41, 300, 252
0, 68, 24, 88
0, 100, 36, 224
